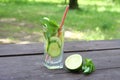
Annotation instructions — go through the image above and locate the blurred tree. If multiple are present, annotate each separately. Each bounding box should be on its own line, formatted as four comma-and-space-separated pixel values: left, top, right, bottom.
69, 0, 79, 9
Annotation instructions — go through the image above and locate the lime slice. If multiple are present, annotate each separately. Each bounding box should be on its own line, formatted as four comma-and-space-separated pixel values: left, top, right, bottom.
65, 54, 82, 72
48, 42, 61, 57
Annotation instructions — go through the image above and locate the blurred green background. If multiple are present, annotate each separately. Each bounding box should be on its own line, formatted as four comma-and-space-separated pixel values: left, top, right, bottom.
0, 0, 120, 44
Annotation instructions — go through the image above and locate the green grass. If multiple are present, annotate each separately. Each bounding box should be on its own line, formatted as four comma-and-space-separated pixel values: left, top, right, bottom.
0, 0, 120, 44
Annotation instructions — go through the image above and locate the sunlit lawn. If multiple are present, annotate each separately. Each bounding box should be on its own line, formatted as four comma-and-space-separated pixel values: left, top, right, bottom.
0, 0, 120, 44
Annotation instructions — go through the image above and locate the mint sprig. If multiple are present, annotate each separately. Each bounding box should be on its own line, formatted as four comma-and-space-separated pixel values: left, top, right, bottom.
82, 58, 96, 74
41, 17, 59, 39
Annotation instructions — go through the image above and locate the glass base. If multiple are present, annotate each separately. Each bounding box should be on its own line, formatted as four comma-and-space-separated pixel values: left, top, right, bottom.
44, 62, 63, 69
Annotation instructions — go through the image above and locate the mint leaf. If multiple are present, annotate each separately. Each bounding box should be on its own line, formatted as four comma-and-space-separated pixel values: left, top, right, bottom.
40, 17, 59, 40
82, 58, 96, 74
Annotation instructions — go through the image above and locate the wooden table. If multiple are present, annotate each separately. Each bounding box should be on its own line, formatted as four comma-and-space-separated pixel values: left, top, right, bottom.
0, 40, 120, 80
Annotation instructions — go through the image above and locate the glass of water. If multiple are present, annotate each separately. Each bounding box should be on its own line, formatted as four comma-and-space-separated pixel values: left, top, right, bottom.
42, 18, 64, 69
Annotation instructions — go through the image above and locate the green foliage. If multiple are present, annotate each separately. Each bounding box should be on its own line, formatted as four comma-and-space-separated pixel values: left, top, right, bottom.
0, 0, 28, 4
0, 0, 120, 43
113, 0, 120, 3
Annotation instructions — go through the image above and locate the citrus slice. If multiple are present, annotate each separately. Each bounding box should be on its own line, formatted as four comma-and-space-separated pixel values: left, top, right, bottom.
50, 37, 61, 47
48, 42, 61, 57
65, 54, 82, 72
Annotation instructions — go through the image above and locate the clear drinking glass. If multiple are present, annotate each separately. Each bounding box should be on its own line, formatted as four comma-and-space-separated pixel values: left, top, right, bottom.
43, 28, 64, 69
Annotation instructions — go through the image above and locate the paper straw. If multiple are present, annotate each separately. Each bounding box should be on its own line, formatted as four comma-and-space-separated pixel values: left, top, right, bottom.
58, 5, 69, 36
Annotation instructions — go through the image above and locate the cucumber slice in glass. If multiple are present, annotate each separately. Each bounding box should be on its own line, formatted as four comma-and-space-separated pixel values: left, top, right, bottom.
50, 37, 61, 47
48, 42, 61, 58
65, 54, 82, 72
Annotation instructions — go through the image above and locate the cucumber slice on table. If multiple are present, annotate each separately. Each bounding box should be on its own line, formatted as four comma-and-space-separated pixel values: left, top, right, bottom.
65, 54, 82, 72
48, 42, 61, 57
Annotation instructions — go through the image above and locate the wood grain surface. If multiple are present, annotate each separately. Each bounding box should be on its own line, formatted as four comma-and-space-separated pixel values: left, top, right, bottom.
0, 40, 120, 80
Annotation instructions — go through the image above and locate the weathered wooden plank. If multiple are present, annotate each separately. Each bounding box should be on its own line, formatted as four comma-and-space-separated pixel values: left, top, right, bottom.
0, 50, 120, 80
1, 68, 119, 80
0, 43, 43, 56
0, 40, 120, 56
65, 40, 120, 52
